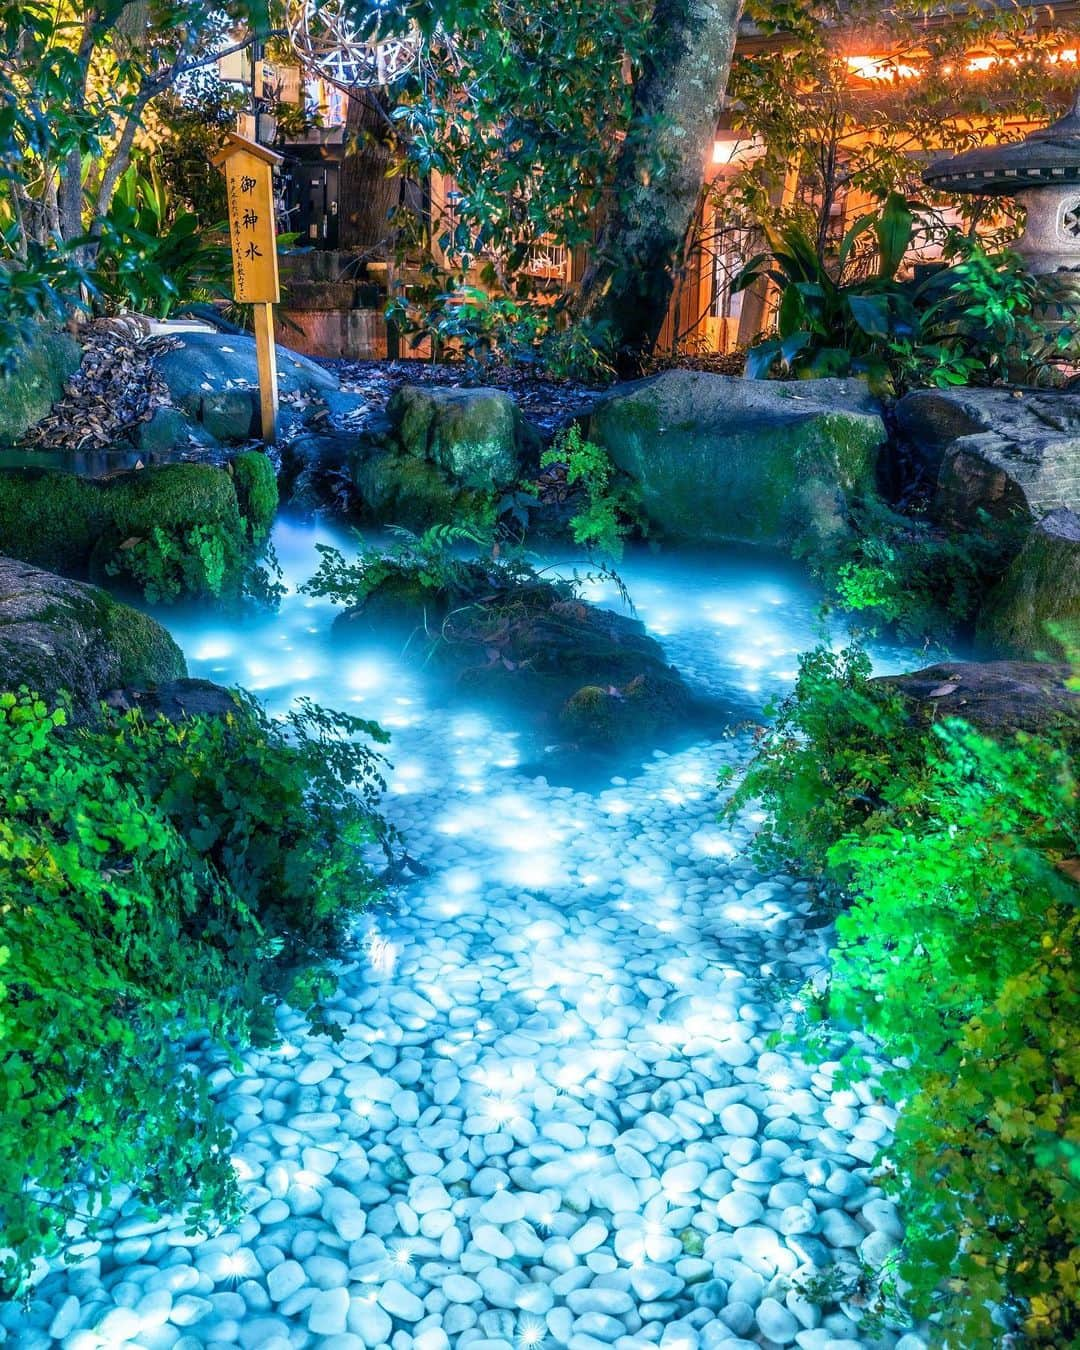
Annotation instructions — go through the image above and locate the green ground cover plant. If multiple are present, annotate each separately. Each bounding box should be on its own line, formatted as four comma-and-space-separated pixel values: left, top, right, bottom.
723, 644, 1080, 1344
0, 688, 389, 1291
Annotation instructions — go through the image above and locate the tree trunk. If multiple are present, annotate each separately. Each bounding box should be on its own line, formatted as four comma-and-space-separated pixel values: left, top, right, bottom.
338, 89, 399, 254
575, 0, 744, 372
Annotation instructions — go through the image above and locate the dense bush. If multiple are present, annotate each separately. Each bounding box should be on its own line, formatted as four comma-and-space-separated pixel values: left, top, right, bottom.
724, 645, 1080, 1343
737, 195, 1079, 392
0, 688, 388, 1290
810, 497, 1018, 647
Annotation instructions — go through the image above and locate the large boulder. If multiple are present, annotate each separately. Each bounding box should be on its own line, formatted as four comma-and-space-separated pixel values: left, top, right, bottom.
976, 508, 1080, 660
872, 659, 1077, 741
388, 384, 524, 491
0, 328, 82, 446
0, 555, 185, 719
587, 370, 886, 550
895, 387, 1080, 526
154, 330, 338, 441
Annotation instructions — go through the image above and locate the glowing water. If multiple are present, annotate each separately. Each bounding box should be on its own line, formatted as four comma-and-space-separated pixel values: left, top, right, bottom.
11, 518, 920, 1349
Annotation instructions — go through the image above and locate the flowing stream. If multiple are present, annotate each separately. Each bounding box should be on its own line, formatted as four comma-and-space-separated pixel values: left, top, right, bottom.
7, 520, 925, 1350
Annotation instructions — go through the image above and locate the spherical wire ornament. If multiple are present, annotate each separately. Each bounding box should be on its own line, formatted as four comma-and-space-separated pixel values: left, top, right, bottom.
285, 0, 426, 90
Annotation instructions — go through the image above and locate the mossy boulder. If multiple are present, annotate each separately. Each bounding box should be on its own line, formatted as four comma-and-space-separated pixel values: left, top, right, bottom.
389, 385, 524, 490
344, 384, 532, 528
560, 673, 690, 748
0, 554, 185, 719
0, 456, 277, 604
336, 563, 693, 749
587, 370, 886, 552
350, 447, 492, 532
230, 449, 279, 543
0, 328, 82, 446
975, 508, 1080, 660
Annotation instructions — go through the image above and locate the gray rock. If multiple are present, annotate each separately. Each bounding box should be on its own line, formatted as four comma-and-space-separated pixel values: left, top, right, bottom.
154, 331, 337, 439
872, 659, 1078, 741
0, 554, 185, 718
588, 370, 885, 551
977, 507, 1080, 659
897, 386, 1080, 508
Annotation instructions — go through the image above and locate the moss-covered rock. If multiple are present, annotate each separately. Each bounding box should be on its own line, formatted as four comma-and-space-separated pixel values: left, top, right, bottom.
389, 384, 523, 490
0, 329, 82, 446
0, 554, 185, 719
560, 673, 690, 748
344, 384, 532, 529
350, 448, 492, 532
975, 508, 1080, 660
0, 469, 106, 574
588, 370, 886, 553
0, 459, 272, 605
334, 560, 693, 749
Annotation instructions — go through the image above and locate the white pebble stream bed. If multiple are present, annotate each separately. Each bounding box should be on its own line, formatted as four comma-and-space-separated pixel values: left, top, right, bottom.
5, 523, 928, 1350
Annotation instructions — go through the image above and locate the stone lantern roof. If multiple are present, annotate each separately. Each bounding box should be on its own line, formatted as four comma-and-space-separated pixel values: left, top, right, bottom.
923, 88, 1080, 273
923, 88, 1080, 194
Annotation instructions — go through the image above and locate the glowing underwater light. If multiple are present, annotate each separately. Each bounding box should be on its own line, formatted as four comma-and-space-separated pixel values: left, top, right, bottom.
517, 1314, 547, 1346
390, 1239, 415, 1271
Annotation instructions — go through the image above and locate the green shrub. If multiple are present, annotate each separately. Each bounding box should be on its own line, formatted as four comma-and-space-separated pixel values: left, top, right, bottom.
0, 462, 277, 607
0, 688, 388, 1290
724, 646, 1080, 1342
812, 498, 1018, 647
230, 449, 279, 544
539, 425, 642, 559
91, 166, 231, 319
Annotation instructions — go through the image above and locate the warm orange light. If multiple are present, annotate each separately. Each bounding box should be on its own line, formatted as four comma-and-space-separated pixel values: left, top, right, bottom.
845, 55, 918, 81
712, 136, 764, 165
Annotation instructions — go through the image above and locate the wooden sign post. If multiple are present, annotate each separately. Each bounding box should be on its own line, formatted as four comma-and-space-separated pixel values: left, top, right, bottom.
212, 134, 284, 443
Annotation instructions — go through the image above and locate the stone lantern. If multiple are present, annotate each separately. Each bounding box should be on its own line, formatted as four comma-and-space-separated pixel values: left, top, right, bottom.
923, 88, 1080, 275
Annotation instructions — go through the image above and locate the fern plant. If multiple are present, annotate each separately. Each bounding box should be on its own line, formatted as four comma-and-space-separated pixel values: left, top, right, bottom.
540, 425, 642, 559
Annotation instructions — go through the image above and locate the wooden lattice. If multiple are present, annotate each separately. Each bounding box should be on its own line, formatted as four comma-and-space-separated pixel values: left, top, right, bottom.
285, 0, 424, 89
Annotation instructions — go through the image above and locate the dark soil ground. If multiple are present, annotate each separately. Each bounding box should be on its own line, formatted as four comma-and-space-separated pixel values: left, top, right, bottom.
323, 358, 607, 438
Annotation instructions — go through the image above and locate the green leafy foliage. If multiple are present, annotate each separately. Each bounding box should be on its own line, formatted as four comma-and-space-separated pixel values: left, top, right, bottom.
814, 497, 1018, 646
91, 166, 231, 319
539, 425, 642, 560
892, 242, 1079, 389
736, 194, 922, 387
728, 0, 1078, 253
302, 522, 558, 614
388, 0, 651, 278
738, 198, 1078, 392
0, 685, 388, 1291
724, 644, 1080, 1342
389, 285, 553, 376
387, 285, 617, 384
